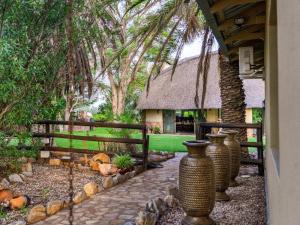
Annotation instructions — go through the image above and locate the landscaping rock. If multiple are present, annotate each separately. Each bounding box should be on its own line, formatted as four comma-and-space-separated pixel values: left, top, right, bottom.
22, 172, 33, 177
146, 198, 167, 217
83, 182, 99, 197
0, 189, 13, 202
46, 200, 63, 215
99, 163, 112, 176
0, 178, 10, 188
134, 165, 144, 175
9, 174, 23, 183
89, 160, 100, 171
116, 173, 127, 183
73, 191, 87, 204
49, 158, 61, 166
128, 171, 135, 178
27, 204, 46, 224
40, 151, 50, 159
21, 162, 32, 173
9, 196, 29, 210
92, 153, 110, 164
103, 176, 114, 189
163, 195, 178, 208
135, 211, 157, 225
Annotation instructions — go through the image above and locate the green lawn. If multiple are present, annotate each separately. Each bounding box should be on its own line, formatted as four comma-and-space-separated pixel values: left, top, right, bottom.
54, 128, 194, 152
53, 128, 259, 153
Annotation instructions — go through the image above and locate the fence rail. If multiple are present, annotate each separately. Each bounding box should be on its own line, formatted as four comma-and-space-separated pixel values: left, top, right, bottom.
33, 120, 149, 170
195, 122, 264, 176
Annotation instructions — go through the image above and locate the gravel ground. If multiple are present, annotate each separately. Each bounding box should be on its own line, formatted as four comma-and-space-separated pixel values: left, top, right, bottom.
158, 166, 266, 225
1, 163, 103, 225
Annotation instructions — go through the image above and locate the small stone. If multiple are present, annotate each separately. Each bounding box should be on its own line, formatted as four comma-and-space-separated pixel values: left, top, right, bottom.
10, 196, 28, 210
9, 174, 23, 183
103, 176, 114, 189
73, 191, 87, 204
27, 204, 46, 224
46, 200, 63, 215
92, 153, 110, 164
135, 211, 157, 225
83, 182, 99, 197
21, 162, 32, 173
49, 158, 61, 166
22, 172, 33, 177
0, 178, 10, 188
123, 223, 134, 225
40, 151, 50, 159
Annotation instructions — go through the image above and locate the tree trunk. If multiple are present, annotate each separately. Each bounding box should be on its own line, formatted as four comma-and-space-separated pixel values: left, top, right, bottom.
219, 54, 248, 156
111, 85, 126, 117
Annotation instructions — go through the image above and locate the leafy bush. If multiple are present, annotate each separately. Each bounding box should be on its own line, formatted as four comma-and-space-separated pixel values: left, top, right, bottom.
152, 126, 161, 134
112, 154, 134, 169
252, 108, 263, 123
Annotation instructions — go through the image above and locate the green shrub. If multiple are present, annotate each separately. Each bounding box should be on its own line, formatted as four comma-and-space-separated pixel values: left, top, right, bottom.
152, 126, 161, 134
112, 154, 134, 169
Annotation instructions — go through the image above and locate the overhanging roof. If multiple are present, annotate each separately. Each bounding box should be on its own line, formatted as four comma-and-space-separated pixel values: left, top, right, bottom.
196, 0, 265, 62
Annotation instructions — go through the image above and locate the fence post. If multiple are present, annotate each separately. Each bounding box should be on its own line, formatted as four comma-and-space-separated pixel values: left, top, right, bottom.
142, 127, 149, 170
45, 123, 50, 148
257, 124, 264, 176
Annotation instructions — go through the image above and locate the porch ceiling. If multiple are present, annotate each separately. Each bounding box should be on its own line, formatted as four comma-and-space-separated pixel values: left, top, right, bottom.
196, 0, 266, 63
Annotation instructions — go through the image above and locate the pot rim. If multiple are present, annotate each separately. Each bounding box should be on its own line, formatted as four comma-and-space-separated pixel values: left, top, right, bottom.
219, 129, 239, 134
206, 133, 227, 138
183, 140, 210, 147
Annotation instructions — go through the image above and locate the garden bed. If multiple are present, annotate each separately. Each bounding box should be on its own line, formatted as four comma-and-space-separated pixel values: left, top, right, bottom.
1, 163, 103, 225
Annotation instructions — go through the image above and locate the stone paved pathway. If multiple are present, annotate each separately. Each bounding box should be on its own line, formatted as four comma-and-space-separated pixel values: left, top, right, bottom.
36, 153, 183, 225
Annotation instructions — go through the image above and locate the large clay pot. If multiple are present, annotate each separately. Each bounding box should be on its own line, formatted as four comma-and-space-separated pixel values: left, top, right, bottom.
179, 140, 215, 225
206, 134, 231, 201
220, 130, 241, 187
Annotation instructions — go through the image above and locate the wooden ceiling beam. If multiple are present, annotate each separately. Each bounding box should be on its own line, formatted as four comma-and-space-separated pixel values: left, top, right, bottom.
225, 32, 264, 44
210, 0, 263, 14
219, 15, 266, 31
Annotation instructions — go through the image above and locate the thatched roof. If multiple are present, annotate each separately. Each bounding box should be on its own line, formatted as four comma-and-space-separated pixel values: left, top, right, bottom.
137, 54, 265, 110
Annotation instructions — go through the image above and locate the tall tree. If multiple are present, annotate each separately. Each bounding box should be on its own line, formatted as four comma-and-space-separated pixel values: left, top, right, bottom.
219, 54, 247, 151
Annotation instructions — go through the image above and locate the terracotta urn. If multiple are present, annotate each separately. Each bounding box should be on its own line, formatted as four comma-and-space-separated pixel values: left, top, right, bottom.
179, 140, 216, 225
206, 134, 231, 201
220, 130, 241, 187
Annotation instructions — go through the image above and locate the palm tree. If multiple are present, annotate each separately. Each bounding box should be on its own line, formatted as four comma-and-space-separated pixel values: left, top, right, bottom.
126, 0, 248, 154
219, 54, 247, 149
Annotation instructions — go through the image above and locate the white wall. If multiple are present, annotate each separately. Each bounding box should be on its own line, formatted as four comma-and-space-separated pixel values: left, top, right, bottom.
266, 0, 300, 224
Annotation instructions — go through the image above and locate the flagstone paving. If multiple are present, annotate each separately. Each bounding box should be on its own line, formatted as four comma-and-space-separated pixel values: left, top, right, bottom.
36, 153, 183, 225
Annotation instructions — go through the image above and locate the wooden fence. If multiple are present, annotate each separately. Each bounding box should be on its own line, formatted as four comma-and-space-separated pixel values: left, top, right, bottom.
32, 120, 149, 169
195, 122, 264, 176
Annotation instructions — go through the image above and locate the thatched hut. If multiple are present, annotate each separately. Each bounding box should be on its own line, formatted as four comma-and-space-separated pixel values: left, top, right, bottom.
137, 53, 265, 136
